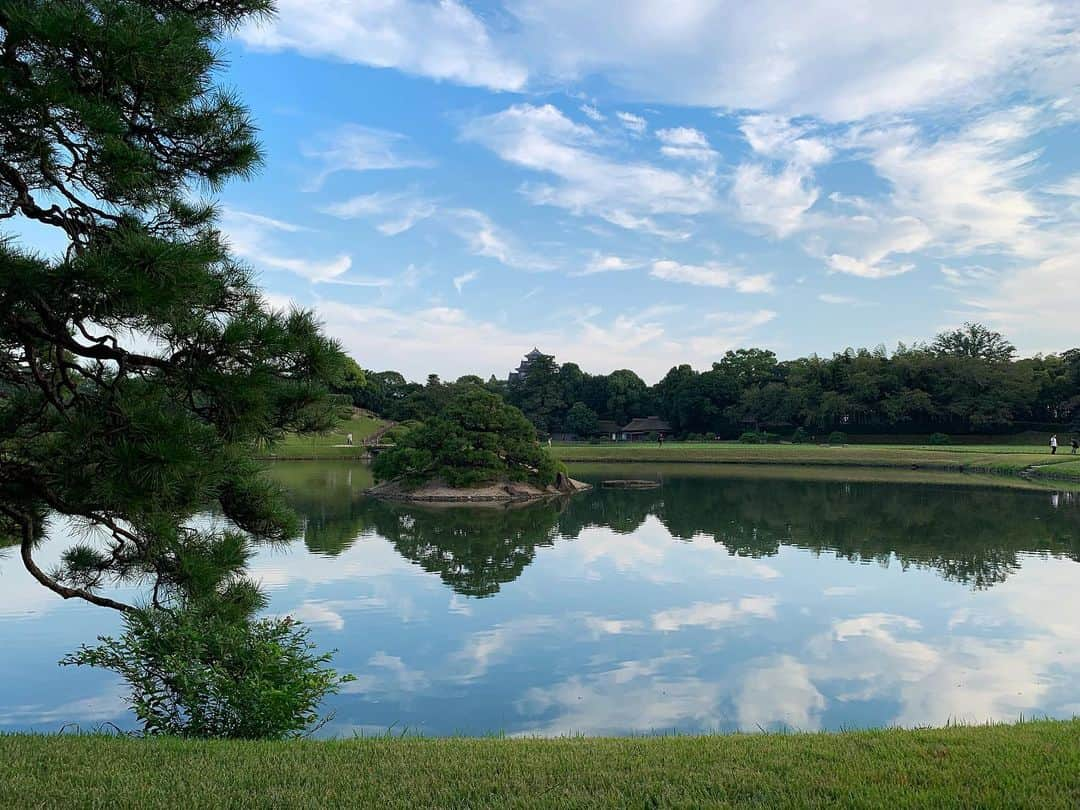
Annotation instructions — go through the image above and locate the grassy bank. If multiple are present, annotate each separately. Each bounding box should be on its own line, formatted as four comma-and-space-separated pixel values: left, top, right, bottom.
552, 442, 1080, 481
3, 720, 1078, 808
255, 412, 388, 460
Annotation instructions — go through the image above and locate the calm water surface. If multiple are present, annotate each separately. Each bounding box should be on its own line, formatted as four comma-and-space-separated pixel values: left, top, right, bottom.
2, 462, 1079, 736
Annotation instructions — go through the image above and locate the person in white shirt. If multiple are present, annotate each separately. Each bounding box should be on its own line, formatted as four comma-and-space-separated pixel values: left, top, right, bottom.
1050, 434, 1058, 455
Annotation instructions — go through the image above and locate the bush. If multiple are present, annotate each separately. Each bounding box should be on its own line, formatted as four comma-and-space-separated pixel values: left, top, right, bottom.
62, 605, 352, 739
382, 420, 421, 444
928, 432, 951, 445
739, 431, 763, 444
705, 432, 717, 442
828, 431, 848, 445
791, 427, 809, 444
685, 432, 704, 442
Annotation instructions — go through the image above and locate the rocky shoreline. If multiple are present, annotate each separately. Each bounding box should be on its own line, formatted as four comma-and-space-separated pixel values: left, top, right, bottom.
366, 473, 592, 504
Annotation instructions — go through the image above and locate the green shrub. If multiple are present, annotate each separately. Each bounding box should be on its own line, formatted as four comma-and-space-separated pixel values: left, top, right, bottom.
739, 431, 762, 444
62, 604, 352, 739
791, 427, 809, 444
382, 420, 421, 445
928, 432, 951, 445
705, 432, 717, 441
828, 431, 848, 445
685, 432, 704, 442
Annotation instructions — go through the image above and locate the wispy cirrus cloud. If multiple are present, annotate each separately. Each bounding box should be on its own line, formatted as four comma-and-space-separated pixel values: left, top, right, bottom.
221, 209, 357, 283
453, 270, 479, 293
461, 103, 716, 237
657, 127, 717, 163
240, 0, 526, 92
731, 115, 832, 238
321, 190, 438, 235
650, 260, 774, 293
573, 252, 642, 276
446, 208, 559, 271
501, 0, 1072, 121
302, 124, 433, 190
616, 111, 647, 135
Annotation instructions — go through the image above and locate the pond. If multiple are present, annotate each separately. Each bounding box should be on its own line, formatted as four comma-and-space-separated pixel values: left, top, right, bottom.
2, 462, 1079, 736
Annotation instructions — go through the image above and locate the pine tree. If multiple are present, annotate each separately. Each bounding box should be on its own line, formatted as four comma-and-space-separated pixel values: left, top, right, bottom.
0, 2, 343, 617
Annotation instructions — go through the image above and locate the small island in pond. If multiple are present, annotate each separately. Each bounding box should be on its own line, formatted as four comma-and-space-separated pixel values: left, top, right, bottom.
367, 386, 590, 503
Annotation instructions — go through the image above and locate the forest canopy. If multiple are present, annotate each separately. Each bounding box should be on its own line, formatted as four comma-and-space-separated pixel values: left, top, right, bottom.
342, 324, 1080, 439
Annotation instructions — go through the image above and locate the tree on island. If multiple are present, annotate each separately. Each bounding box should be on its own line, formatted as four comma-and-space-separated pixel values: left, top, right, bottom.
0, 0, 350, 737
373, 387, 561, 489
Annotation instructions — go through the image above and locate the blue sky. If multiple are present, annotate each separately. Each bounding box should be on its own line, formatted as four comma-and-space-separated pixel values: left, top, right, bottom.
207, 0, 1080, 381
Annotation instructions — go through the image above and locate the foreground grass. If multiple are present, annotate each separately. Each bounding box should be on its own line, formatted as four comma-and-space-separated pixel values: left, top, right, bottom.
3, 721, 1078, 808
553, 442, 1080, 481
255, 412, 388, 460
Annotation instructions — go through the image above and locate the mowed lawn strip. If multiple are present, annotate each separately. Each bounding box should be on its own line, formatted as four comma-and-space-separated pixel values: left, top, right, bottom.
552, 442, 1080, 479
255, 413, 388, 459
2, 721, 1078, 809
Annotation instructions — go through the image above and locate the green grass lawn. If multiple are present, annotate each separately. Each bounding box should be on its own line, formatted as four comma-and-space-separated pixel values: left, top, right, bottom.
552, 441, 1080, 480
3, 720, 1077, 808
255, 412, 389, 460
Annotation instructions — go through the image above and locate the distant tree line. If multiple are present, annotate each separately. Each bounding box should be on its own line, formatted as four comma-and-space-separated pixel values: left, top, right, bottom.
338, 324, 1080, 438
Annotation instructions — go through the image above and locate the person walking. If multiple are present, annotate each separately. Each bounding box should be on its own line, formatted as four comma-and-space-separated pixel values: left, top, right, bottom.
1050, 434, 1058, 455
1072, 437, 1078, 455
346, 432, 353, 446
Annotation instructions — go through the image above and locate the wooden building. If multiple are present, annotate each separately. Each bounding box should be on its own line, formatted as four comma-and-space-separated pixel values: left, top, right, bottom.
619, 416, 672, 441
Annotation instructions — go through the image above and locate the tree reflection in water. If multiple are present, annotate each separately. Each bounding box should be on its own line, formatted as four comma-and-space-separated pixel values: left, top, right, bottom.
267, 462, 1080, 596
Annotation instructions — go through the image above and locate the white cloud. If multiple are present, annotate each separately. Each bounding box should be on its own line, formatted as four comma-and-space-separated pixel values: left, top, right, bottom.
574, 252, 641, 276
731, 115, 831, 237
732, 163, 819, 237
825, 255, 914, 280
240, 0, 1076, 123
582, 616, 645, 636
939, 265, 998, 288
514, 654, 728, 736
367, 652, 430, 693
288, 602, 345, 631
222, 209, 310, 234
501, 0, 1071, 121
322, 190, 437, 235
447, 208, 557, 271
652, 597, 778, 632
301, 124, 433, 190
965, 250, 1080, 353
650, 260, 774, 293
240, 0, 526, 92
580, 103, 605, 122
687, 310, 778, 357
221, 209, 356, 283
453, 270, 478, 293
703, 309, 778, 328
739, 115, 831, 167
1046, 174, 1080, 197
853, 107, 1044, 257
818, 294, 860, 305
736, 656, 826, 731
657, 127, 717, 163
462, 104, 717, 235
616, 111, 647, 134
